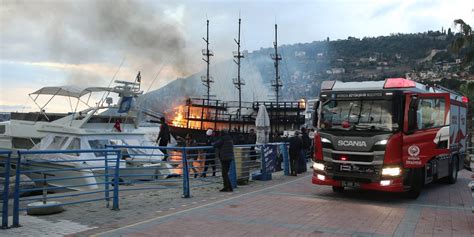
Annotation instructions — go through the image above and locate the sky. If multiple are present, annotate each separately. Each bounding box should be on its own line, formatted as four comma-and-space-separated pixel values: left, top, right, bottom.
0, 0, 473, 112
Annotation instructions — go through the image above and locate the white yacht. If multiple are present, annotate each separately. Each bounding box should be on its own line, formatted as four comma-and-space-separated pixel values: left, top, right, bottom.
0, 78, 176, 191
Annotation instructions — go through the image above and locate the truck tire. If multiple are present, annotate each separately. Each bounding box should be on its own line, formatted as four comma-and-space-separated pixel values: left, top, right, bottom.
447, 157, 458, 184
332, 186, 344, 193
405, 168, 423, 199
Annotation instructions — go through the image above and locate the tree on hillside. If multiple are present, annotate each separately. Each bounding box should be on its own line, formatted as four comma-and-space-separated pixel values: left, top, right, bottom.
452, 19, 473, 66
460, 81, 474, 147
460, 82, 474, 100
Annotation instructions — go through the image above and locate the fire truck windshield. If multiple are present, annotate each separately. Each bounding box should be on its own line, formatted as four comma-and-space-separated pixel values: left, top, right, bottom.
320, 99, 397, 132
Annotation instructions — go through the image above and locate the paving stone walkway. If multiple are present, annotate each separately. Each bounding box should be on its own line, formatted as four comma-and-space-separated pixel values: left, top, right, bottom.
76, 170, 474, 237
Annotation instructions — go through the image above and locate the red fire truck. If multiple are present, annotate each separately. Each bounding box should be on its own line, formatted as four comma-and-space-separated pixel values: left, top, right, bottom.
311, 78, 468, 198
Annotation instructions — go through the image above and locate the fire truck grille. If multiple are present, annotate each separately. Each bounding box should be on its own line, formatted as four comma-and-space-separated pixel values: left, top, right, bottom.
332, 154, 374, 162
325, 163, 381, 183
332, 176, 373, 183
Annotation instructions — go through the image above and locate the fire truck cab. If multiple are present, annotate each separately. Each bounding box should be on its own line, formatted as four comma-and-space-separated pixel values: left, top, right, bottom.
312, 78, 468, 198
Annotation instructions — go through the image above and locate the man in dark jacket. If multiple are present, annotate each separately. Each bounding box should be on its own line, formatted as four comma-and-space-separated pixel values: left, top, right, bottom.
157, 117, 171, 161
289, 131, 302, 176
213, 131, 235, 192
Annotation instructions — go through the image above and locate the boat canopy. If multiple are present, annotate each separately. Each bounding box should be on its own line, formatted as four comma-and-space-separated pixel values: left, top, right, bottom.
30, 86, 114, 98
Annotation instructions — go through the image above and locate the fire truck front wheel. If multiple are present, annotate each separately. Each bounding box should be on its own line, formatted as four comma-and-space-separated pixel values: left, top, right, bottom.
447, 156, 458, 184
332, 186, 344, 193
405, 168, 424, 199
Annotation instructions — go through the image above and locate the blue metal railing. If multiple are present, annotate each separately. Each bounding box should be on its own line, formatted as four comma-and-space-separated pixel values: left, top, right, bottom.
8, 143, 290, 228
105, 145, 188, 200
12, 149, 120, 227
0, 150, 12, 229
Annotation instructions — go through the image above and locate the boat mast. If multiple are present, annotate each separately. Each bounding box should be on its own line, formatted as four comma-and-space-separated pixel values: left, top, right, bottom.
271, 24, 282, 134
233, 17, 245, 119
201, 19, 214, 106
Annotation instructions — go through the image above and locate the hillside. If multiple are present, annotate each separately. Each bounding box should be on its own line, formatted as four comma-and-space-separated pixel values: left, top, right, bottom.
141, 30, 473, 115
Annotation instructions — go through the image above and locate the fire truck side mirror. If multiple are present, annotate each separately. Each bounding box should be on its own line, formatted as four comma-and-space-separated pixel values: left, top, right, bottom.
407, 96, 418, 133
312, 101, 320, 127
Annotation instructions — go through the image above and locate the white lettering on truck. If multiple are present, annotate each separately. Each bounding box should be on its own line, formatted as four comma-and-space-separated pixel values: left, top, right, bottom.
338, 140, 367, 147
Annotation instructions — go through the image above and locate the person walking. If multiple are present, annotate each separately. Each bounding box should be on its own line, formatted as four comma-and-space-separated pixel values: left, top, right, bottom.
201, 129, 217, 177
288, 130, 302, 176
213, 131, 235, 192
156, 117, 171, 161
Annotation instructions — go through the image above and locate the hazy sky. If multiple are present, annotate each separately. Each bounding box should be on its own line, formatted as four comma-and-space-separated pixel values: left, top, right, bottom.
0, 0, 473, 112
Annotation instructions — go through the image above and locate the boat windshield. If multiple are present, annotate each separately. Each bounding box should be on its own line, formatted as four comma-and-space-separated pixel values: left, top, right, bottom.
320, 99, 398, 132
88, 138, 157, 157
46, 136, 69, 150
88, 139, 109, 157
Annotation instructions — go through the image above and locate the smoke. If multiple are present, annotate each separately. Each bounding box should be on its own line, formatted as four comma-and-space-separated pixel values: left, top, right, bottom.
1, 0, 189, 86
211, 56, 271, 102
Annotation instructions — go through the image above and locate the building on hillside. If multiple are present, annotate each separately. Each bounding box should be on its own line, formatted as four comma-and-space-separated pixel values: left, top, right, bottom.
326, 68, 345, 74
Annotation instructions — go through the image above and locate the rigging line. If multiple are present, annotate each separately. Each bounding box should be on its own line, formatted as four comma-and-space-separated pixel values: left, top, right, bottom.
68, 95, 73, 112
135, 63, 167, 114
145, 62, 168, 94
132, 60, 169, 121
20, 95, 31, 113
99, 58, 125, 132
98, 57, 126, 107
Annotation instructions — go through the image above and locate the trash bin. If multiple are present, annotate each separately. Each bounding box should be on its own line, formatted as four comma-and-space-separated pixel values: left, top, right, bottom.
233, 147, 251, 185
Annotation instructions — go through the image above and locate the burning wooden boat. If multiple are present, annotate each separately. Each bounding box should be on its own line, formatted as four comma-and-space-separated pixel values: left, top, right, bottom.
168, 97, 306, 143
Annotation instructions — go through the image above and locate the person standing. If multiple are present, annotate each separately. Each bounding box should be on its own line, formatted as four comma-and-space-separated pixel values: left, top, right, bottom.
288, 130, 302, 176
299, 127, 311, 173
202, 129, 217, 177
247, 129, 257, 160
156, 117, 171, 161
213, 131, 235, 192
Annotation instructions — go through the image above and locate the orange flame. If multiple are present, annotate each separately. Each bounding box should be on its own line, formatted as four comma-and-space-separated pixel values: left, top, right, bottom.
172, 105, 186, 127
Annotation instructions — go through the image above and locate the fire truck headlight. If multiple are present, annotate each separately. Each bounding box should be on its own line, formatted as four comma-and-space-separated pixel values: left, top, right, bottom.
321, 137, 331, 143
375, 139, 388, 145
381, 167, 401, 176
313, 162, 325, 171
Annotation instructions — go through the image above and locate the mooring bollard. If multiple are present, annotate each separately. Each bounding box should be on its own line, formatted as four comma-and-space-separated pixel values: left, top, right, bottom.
27, 173, 63, 216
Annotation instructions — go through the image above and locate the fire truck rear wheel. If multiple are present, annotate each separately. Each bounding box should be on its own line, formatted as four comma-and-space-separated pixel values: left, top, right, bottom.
447, 156, 458, 184
332, 186, 344, 193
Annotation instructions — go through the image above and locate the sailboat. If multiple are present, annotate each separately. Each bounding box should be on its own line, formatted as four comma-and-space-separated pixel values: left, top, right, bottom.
168, 19, 305, 143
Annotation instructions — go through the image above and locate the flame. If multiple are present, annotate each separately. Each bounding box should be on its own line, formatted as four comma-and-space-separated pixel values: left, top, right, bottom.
170, 103, 210, 129
172, 105, 186, 127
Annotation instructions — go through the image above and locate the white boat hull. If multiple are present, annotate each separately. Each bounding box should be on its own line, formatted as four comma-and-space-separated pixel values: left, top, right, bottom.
24, 160, 176, 192
24, 162, 99, 191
